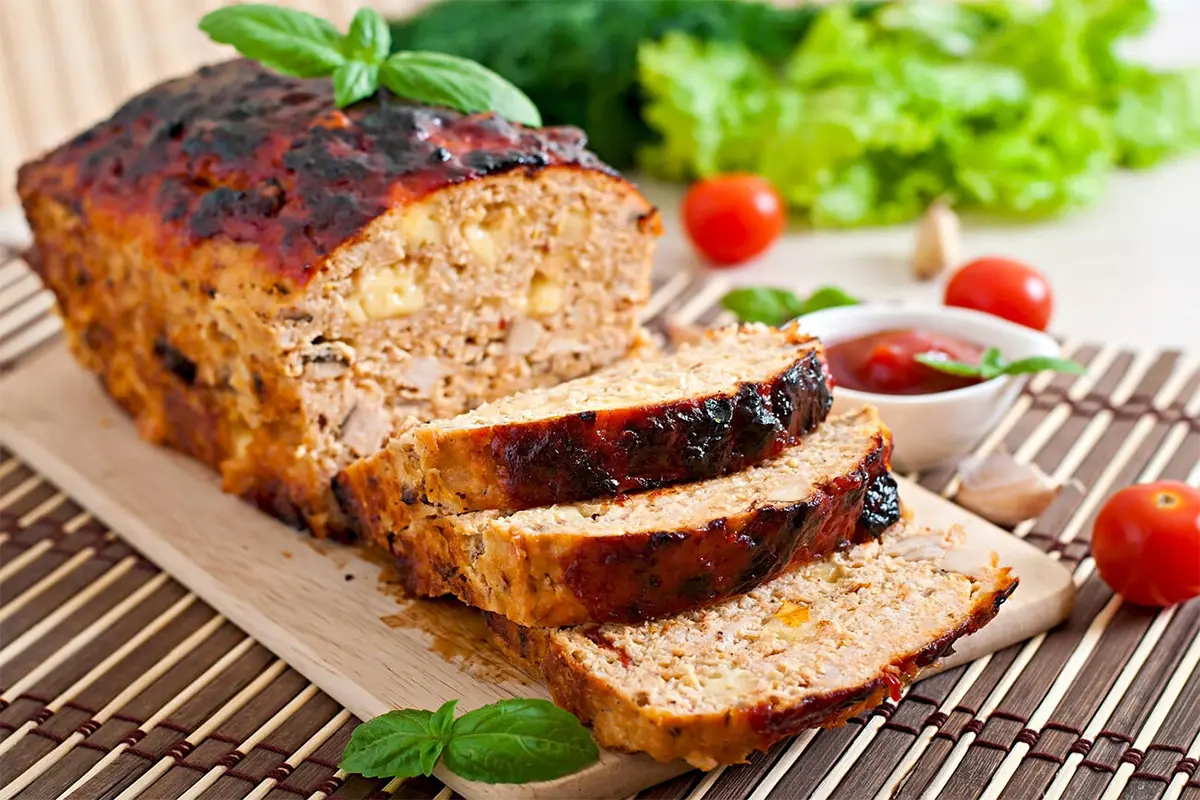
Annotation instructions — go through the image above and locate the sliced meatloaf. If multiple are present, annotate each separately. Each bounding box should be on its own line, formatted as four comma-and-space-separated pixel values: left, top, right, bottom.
16, 59, 660, 538
490, 520, 1017, 769
335, 323, 833, 544
388, 407, 901, 626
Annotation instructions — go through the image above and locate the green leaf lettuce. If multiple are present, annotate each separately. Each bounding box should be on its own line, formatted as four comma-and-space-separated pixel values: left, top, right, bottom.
636, 0, 1200, 227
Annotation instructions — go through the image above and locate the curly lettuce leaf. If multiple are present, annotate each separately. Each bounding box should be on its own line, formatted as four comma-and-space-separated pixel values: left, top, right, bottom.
637, 32, 775, 180
1109, 66, 1200, 167
635, 0, 1200, 227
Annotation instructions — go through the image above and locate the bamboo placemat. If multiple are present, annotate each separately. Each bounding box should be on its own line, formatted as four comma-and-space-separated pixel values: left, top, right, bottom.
1, 236, 1198, 799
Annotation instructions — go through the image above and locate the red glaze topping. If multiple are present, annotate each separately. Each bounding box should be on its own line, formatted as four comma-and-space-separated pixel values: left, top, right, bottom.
560, 435, 899, 623
487, 351, 833, 509
882, 671, 903, 702
17, 59, 615, 288
826, 329, 985, 395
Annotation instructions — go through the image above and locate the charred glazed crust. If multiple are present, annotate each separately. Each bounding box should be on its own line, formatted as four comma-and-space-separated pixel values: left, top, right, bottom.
332, 468, 404, 551
17, 59, 616, 287
861, 472, 901, 537
17, 59, 651, 539
485, 349, 832, 509
485, 574, 1017, 767
338, 331, 834, 529
402, 430, 899, 626
552, 441, 897, 623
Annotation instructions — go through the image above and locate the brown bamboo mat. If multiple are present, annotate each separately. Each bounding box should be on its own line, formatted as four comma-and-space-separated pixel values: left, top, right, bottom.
1, 237, 1199, 799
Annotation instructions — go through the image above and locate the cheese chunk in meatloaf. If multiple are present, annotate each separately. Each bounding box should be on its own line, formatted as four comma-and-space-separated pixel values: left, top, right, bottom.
335, 323, 833, 544
16, 59, 661, 538
490, 519, 1017, 769
389, 408, 901, 626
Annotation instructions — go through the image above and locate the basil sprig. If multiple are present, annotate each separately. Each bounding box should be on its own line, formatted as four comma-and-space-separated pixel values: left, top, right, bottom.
915, 347, 1085, 380
340, 698, 599, 785
721, 285, 859, 326
199, 4, 541, 124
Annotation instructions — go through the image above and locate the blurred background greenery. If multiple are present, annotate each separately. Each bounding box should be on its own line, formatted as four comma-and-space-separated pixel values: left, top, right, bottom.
390, 0, 1200, 227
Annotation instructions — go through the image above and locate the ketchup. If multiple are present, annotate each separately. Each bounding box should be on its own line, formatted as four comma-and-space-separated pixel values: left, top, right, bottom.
826, 329, 985, 395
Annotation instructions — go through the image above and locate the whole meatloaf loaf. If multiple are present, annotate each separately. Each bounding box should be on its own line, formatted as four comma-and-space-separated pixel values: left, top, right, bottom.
335, 323, 833, 546
16, 59, 661, 538
490, 520, 1017, 769
387, 408, 899, 626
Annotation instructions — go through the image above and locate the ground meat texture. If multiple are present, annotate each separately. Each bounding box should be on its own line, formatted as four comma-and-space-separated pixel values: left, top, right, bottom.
486, 520, 1017, 769
17, 60, 661, 538
387, 408, 899, 626
335, 324, 833, 548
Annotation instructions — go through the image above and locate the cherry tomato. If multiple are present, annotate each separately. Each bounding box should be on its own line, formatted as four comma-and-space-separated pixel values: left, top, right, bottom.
1091, 481, 1200, 607
682, 174, 785, 266
944, 257, 1054, 331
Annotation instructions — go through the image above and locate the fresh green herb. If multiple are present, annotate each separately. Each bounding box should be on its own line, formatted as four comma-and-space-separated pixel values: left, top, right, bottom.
638, 0, 1200, 226
442, 699, 600, 783
199, 5, 345, 78
381, 52, 542, 130
199, 4, 540, 123
801, 287, 862, 315
340, 698, 599, 785
915, 348, 1086, 380
387, 0, 1197, 200
340, 704, 451, 779
721, 285, 859, 326
389, 0, 866, 167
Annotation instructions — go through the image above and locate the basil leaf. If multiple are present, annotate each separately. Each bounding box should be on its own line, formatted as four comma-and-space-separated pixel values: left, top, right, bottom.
444, 699, 599, 784
344, 7, 390, 65
798, 286, 861, 315
381, 51, 542, 127
979, 347, 1005, 379
429, 699, 457, 741
339, 709, 444, 779
721, 285, 859, 325
720, 287, 806, 326
997, 356, 1087, 376
199, 5, 345, 78
913, 352, 984, 377
333, 61, 379, 108
916, 350, 1086, 380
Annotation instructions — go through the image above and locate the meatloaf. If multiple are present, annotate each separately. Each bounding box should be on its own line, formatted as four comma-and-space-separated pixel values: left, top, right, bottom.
490, 520, 1017, 769
16, 59, 661, 538
388, 407, 900, 626
335, 323, 833, 547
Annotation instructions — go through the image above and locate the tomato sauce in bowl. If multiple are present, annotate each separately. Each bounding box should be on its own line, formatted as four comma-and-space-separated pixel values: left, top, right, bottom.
826, 329, 985, 395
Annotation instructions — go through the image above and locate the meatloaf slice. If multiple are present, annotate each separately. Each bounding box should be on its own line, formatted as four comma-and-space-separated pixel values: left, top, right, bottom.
17, 59, 659, 539
489, 519, 1017, 769
335, 323, 833, 543
389, 407, 901, 626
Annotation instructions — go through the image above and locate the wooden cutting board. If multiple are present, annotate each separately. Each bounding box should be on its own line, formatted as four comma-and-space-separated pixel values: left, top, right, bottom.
0, 347, 1075, 800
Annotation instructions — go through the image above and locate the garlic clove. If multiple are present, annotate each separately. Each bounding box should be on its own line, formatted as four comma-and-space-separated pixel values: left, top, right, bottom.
884, 533, 951, 562
954, 450, 1063, 527
663, 320, 707, 349
912, 198, 961, 281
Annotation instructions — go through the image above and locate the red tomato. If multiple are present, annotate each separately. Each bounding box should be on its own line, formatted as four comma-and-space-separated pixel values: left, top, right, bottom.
1091, 482, 1200, 607
682, 174, 785, 266
944, 257, 1054, 331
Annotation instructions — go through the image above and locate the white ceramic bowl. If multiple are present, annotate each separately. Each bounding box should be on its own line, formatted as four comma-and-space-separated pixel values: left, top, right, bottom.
797, 305, 1061, 472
